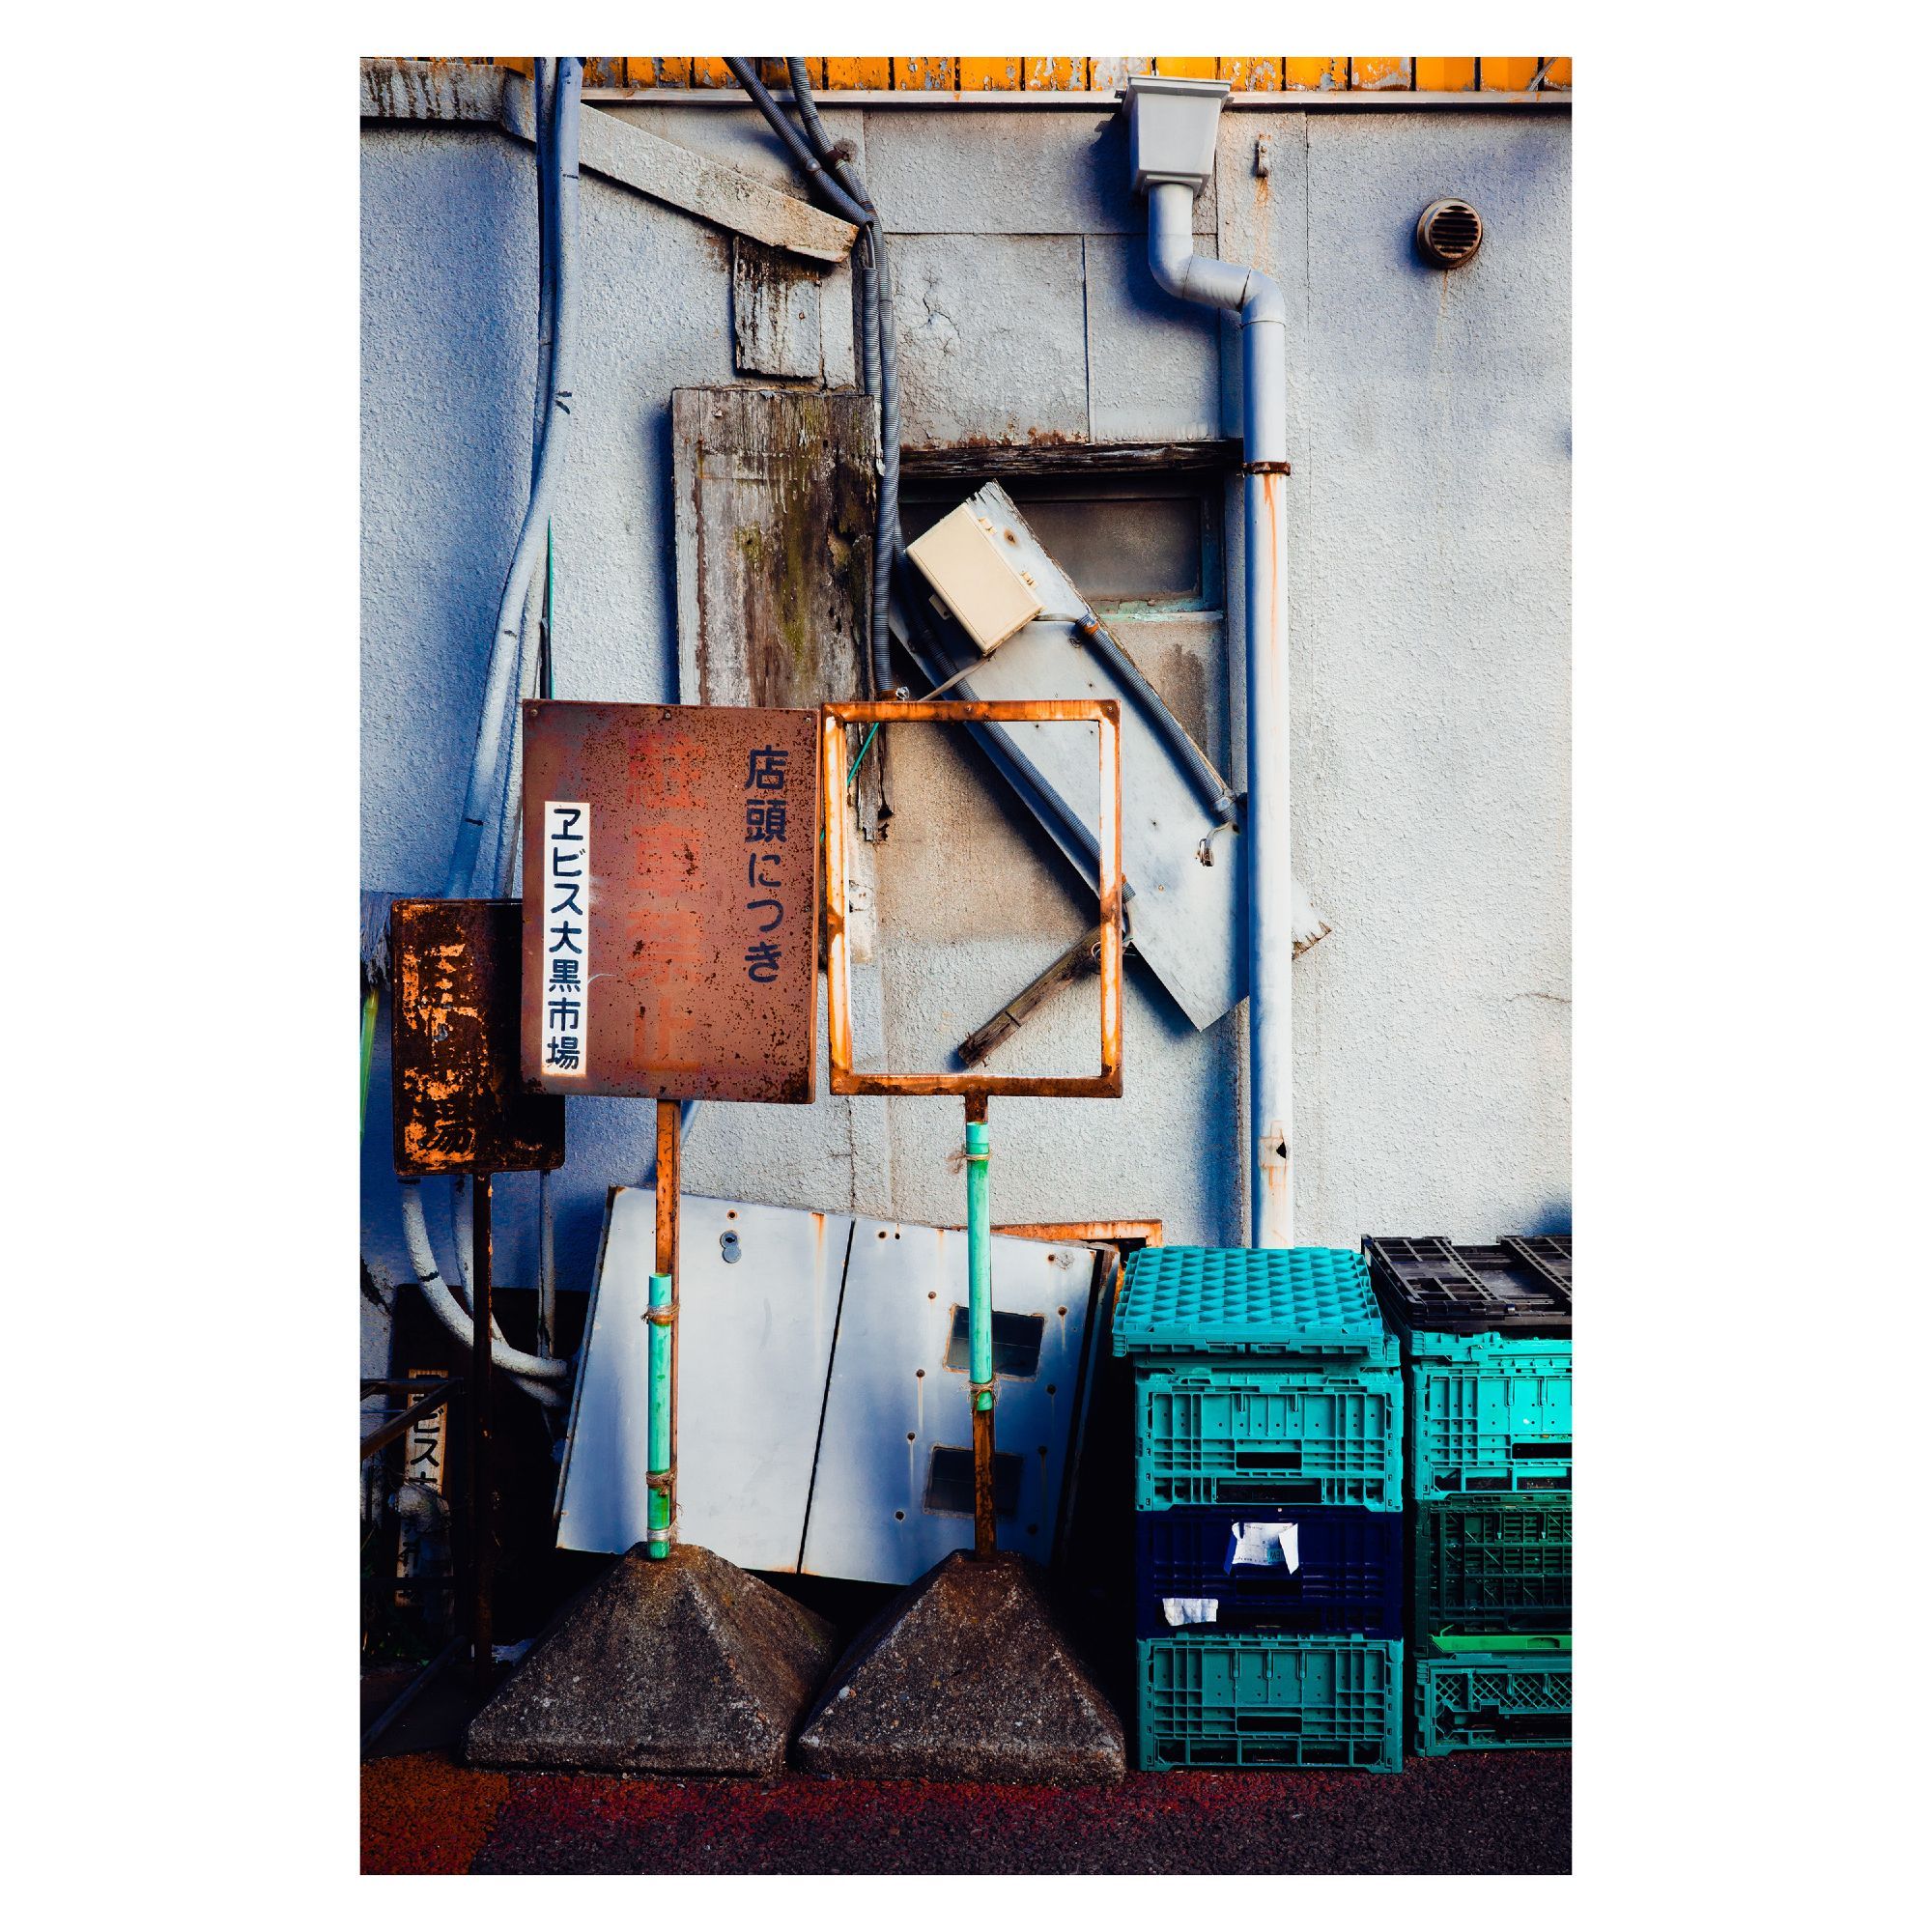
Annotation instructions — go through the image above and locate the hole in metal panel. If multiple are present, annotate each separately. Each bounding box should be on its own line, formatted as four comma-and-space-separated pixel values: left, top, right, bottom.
942, 1307, 1046, 1378
923, 1446, 1022, 1518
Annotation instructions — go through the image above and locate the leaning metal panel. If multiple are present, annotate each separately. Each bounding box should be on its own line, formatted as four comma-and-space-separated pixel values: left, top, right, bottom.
820, 696, 1124, 1096
554, 1191, 1105, 1584
554, 1187, 853, 1569
891, 480, 1295, 1031
798, 1222, 1103, 1582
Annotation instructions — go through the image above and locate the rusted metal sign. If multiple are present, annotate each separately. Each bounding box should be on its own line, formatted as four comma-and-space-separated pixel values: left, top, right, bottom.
389, 898, 566, 1177
521, 700, 821, 1102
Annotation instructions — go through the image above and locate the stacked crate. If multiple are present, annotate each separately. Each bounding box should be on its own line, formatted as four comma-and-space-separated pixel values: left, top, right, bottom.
1113, 1247, 1405, 1773
1363, 1235, 1573, 1754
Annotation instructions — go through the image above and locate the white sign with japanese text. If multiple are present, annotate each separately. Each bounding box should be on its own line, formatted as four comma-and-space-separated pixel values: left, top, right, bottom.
541, 801, 589, 1077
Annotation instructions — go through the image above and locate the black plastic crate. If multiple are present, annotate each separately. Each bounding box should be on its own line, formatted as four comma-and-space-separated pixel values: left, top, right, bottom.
1135, 1505, 1403, 1639
1363, 1235, 1572, 1339
1412, 1497, 1572, 1637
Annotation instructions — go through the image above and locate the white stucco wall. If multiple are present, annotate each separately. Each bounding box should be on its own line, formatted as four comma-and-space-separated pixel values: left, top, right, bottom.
359, 99, 1570, 1332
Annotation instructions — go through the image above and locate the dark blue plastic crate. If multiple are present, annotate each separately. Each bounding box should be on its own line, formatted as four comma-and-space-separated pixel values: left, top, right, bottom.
1135, 1504, 1403, 1638
1114, 1246, 1397, 1366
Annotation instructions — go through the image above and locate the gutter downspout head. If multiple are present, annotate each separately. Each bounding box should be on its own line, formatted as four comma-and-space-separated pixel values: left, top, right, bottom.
1129, 82, 1294, 1248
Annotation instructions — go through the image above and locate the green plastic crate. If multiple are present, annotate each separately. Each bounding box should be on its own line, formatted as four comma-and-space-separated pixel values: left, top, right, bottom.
1413, 1646, 1572, 1753
1406, 1333, 1571, 1498
1114, 1245, 1398, 1367
1135, 1364, 1403, 1511
1139, 1635, 1403, 1772
1413, 1497, 1573, 1637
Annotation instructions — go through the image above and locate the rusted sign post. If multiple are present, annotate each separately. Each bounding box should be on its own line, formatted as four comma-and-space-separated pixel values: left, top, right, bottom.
389, 897, 566, 1689
521, 700, 822, 1558
820, 698, 1123, 1558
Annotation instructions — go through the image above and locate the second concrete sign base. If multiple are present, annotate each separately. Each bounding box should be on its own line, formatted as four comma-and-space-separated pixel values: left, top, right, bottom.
793, 1549, 1126, 1781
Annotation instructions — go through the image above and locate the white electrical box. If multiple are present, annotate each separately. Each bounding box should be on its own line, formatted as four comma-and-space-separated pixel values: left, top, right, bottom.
906, 502, 1043, 654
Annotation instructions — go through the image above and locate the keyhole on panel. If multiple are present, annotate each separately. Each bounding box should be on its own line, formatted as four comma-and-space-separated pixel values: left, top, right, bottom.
720, 1230, 741, 1264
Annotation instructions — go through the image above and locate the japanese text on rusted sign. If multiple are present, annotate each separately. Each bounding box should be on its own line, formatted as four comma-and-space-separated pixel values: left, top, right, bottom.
389, 898, 567, 1177
521, 701, 821, 1102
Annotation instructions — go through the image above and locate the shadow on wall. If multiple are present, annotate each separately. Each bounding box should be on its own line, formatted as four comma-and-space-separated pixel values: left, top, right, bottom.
1521, 1200, 1570, 1238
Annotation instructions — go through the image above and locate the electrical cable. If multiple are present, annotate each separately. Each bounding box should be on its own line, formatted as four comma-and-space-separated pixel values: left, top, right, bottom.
444, 56, 582, 900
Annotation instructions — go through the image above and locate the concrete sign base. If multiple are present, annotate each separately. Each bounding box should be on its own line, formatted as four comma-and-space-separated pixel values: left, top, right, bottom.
466, 1544, 836, 1776
794, 1550, 1126, 1782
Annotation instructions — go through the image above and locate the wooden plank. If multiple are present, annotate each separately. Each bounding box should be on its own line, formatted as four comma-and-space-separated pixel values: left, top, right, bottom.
824, 57, 891, 88
672, 386, 881, 710
582, 58, 625, 90
1543, 57, 1573, 89
1481, 56, 1541, 90
732, 238, 823, 381
900, 439, 1241, 481
1024, 58, 1088, 90
689, 58, 736, 88
671, 387, 887, 833
1350, 57, 1413, 90
1088, 58, 1153, 91
1219, 58, 1284, 91
960, 57, 1023, 91
1414, 58, 1478, 92
1282, 58, 1348, 90
1153, 57, 1219, 78
895, 58, 958, 89
498, 74, 857, 263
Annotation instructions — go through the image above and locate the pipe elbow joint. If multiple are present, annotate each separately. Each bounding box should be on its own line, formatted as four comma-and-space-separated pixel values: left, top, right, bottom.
1240, 270, 1287, 331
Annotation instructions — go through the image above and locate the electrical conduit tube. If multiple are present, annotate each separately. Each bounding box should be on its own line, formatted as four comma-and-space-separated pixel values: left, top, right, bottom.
445, 56, 582, 899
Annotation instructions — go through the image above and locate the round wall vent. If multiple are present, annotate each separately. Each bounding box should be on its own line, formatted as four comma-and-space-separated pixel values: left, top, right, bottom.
1416, 198, 1484, 270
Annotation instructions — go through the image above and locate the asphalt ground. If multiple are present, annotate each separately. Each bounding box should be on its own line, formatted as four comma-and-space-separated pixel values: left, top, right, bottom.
361, 1669, 1569, 1877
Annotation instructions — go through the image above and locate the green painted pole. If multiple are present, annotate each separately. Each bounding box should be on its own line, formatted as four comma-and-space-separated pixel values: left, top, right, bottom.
646, 1270, 672, 1558
965, 1109, 996, 1557
966, 1120, 991, 1398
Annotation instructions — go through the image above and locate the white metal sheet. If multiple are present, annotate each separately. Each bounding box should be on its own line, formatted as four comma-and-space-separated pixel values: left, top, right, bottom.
799, 1221, 1100, 1582
554, 1188, 852, 1568
556, 1191, 1105, 1585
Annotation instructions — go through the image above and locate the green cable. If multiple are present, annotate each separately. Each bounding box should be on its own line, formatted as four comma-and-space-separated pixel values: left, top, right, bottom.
846, 722, 880, 787
359, 983, 378, 1140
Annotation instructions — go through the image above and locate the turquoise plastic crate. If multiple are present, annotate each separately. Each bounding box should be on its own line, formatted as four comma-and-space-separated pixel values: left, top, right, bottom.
1407, 1333, 1571, 1498
1139, 1635, 1403, 1772
1413, 1646, 1572, 1753
1135, 1364, 1403, 1511
1114, 1246, 1398, 1367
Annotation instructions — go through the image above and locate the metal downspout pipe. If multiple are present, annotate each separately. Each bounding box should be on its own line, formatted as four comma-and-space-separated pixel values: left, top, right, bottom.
1144, 178, 1294, 1247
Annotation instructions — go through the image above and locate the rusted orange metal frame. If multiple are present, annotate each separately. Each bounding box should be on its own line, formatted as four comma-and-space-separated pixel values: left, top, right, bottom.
819, 698, 1124, 1097
995, 1219, 1163, 1247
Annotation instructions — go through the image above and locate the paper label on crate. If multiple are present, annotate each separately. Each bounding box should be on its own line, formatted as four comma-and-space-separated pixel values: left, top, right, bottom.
1162, 1598, 1219, 1627
540, 801, 590, 1078
1230, 1521, 1299, 1571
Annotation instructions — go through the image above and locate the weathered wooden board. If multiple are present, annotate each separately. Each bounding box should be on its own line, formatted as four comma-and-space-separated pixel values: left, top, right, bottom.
497, 73, 858, 264
672, 387, 888, 838
672, 386, 880, 709
732, 239, 823, 381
